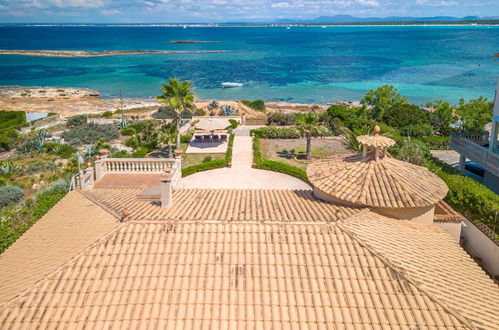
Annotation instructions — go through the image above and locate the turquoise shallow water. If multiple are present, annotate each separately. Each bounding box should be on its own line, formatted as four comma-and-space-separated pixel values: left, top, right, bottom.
0, 25, 498, 104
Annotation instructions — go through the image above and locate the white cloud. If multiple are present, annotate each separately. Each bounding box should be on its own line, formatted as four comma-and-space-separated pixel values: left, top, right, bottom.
356, 0, 379, 6
51, 0, 104, 8
101, 8, 121, 15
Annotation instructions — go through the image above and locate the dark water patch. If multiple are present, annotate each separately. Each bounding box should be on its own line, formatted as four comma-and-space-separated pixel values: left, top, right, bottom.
0, 65, 115, 80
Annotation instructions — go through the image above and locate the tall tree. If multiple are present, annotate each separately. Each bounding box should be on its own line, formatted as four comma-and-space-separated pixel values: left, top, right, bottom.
426, 100, 456, 136
296, 113, 328, 160
157, 78, 197, 149
455, 97, 493, 132
361, 85, 408, 121
158, 122, 177, 158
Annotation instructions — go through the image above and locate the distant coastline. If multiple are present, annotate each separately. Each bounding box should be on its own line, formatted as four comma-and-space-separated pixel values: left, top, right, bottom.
0, 49, 225, 57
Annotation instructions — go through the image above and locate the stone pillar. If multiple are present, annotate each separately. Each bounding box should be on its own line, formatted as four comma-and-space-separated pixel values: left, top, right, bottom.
160, 168, 173, 208
94, 157, 106, 181
85, 162, 95, 188
459, 154, 466, 174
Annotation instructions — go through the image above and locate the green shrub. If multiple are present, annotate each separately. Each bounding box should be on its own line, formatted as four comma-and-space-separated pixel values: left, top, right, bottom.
253, 137, 309, 182
423, 157, 499, 235
194, 108, 206, 116
399, 123, 434, 138
43, 142, 77, 159
180, 133, 194, 144
120, 127, 136, 136
0, 111, 26, 131
101, 111, 114, 118
0, 185, 24, 208
250, 126, 301, 139
267, 112, 296, 126
124, 136, 140, 149
132, 147, 148, 158
66, 114, 87, 127
111, 150, 129, 158
62, 124, 119, 146
414, 136, 450, 150
153, 107, 192, 119
229, 119, 239, 129
0, 135, 12, 152
242, 99, 265, 112
202, 156, 212, 162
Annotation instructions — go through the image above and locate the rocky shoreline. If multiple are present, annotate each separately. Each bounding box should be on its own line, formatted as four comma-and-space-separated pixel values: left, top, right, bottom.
0, 49, 225, 57
0, 85, 360, 118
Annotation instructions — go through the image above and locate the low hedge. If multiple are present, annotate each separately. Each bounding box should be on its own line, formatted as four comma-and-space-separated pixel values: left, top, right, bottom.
225, 134, 235, 163
253, 137, 309, 182
250, 126, 301, 139
181, 159, 227, 177
423, 156, 499, 236
0, 179, 68, 253
182, 134, 234, 177
415, 136, 450, 150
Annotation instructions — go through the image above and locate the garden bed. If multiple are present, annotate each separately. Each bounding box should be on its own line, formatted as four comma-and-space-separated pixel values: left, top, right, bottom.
259, 137, 348, 170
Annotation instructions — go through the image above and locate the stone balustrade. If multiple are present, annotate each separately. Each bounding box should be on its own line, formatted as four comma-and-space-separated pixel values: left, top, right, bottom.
102, 158, 177, 173
450, 132, 499, 177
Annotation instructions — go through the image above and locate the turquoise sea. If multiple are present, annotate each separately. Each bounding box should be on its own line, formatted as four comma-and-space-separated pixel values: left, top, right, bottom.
0, 25, 498, 104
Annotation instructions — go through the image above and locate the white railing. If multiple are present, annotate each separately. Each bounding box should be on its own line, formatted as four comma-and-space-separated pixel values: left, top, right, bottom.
450, 132, 499, 177
103, 158, 176, 173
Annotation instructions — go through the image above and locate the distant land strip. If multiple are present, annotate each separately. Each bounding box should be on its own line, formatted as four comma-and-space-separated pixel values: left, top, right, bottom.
170, 40, 223, 43
0, 49, 225, 57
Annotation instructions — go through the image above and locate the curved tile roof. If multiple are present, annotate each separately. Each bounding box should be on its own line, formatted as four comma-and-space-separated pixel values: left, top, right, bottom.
307, 153, 448, 209
356, 134, 396, 148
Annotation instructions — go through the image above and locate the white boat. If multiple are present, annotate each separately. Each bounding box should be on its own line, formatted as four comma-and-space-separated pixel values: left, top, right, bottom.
221, 82, 243, 88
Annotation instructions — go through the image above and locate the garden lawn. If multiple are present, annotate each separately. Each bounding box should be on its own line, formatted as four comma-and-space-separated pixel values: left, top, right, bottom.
259, 138, 348, 170
182, 153, 226, 169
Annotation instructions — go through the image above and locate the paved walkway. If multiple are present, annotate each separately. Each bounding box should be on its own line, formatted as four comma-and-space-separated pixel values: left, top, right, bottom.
430, 150, 460, 167
178, 126, 312, 190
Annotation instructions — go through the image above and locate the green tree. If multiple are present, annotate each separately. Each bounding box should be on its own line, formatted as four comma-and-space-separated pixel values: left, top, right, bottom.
157, 78, 197, 149
426, 100, 456, 136
296, 113, 328, 160
361, 85, 408, 121
158, 122, 178, 158
455, 97, 493, 132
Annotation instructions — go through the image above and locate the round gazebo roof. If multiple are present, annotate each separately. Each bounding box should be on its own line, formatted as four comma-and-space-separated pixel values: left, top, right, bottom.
356, 125, 396, 149
307, 153, 448, 209
308, 126, 448, 209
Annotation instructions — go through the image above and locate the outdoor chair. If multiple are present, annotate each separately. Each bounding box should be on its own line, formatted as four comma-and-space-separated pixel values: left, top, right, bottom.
203, 134, 211, 142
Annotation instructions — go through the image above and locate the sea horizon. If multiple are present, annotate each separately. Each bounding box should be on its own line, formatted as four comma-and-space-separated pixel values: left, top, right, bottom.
1, 25, 498, 104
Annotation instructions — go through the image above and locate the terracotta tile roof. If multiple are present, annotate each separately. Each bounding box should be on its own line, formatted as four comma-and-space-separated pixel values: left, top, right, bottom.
0, 191, 118, 306
340, 211, 499, 329
307, 153, 448, 209
81, 188, 363, 222
356, 134, 396, 148
93, 174, 161, 189
434, 200, 465, 223
0, 221, 468, 329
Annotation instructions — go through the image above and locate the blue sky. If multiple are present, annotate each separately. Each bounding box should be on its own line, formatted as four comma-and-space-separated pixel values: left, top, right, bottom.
0, 0, 497, 23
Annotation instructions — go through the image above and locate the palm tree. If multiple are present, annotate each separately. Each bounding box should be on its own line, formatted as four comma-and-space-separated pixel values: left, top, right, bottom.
157, 78, 197, 149
158, 122, 177, 158
296, 113, 328, 160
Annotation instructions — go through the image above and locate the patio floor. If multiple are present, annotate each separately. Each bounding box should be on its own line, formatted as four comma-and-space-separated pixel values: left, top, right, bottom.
185, 140, 228, 154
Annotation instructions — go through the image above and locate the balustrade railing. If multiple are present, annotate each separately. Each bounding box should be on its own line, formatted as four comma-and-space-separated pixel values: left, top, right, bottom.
104, 158, 176, 173
450, 132, 499, 177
